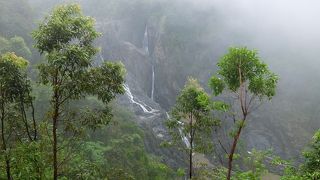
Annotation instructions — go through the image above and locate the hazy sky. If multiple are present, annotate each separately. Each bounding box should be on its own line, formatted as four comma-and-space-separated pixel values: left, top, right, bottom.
206, 1, 319, 43
180, 0, 320, 93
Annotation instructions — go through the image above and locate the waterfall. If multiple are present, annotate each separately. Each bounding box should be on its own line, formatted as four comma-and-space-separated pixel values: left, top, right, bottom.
142, 25, 155, 100
151, 65, 155, 100
123, 84, 157, 114
142, 25, 149, 55
99, 51, 104, 63
166, 112, 190, 148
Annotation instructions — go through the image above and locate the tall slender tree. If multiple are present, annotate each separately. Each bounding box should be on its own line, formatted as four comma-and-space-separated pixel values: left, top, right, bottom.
0, 52, 30, 180
32, 4, 125, 179
209, 47, 278, 180
166, 78, 219, 179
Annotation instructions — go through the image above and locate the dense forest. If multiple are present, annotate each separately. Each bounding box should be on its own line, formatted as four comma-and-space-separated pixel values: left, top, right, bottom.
0, 0, 319, 179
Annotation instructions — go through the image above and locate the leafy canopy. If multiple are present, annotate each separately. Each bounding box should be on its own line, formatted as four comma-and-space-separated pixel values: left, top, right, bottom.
209, 47, 278, 99
31, 4, 126, 179
33, 4, 125, 105
33, 4, 99, 54
0, 52, 29, 102
167, 78, 218, 153
1, 52, 28, 68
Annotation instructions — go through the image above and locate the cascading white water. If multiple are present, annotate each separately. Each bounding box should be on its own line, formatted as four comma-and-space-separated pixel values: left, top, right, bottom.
99, 51, 104, 63
151, 65, 155, 100
123, 84, 157, 114
142, 25, 149, 55
142, 25, 155, 100
166, 112, 190, 148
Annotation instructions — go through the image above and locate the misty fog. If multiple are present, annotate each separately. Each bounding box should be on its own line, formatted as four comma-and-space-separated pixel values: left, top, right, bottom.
0, 0, 320, 179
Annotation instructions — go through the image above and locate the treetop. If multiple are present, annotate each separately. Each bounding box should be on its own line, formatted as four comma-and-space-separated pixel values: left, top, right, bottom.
210, 47, 278, 99
0, 52, 29, 69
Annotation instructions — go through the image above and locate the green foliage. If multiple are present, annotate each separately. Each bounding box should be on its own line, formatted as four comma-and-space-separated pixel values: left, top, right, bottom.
194, 149, 279, 180
1, 52, 29, 68
4, 96, 176, 179
9, 133, 52, 179
176, 168, 186, 177
234, 150, 271, 180
173, 78, 210, 114
193, 166, 227, 180
91, 106, 177, 179
209, 47, 279, 179
83, 62, 126, 104
33, 4, 98, 54
0, 52, 30, 104
0, 52, 38, 179
166, 78, 220, 178
301, 129, 320, 179
280, 129, 320, 180
209, 76, 225, 96
281, 166, 305, 180
211, 101, 229, 112
31, 4, 126, 179
167, 78, 217, 153
213, 47, 278, 99
33, 3, 125, 107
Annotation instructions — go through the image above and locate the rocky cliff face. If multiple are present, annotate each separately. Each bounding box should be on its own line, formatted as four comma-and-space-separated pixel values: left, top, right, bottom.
94, 0, 320, 167
95, 20, 188, 168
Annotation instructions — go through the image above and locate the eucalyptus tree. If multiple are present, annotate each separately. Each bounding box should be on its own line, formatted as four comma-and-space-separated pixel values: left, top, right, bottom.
32, 4, 125, 179
166, 78, 219, 179
0, 52, 31, 180
209, 47, 278, 180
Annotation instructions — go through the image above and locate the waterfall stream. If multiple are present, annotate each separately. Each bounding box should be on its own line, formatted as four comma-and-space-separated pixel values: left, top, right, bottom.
142, 25, 149, 56
151, 65, 155, 100
142, 25, 155, 100
99, 51, 104, 63
166, 112, 190, 148
123, 84, 157, 114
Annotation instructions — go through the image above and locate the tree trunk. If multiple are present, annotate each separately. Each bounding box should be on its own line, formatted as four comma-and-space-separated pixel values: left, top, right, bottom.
31, 101, 37, 141
189, 147, 193, 179
226, 124, 243, 180
189, 113, 193, 179
52, 88, 59, 180
20, 97, 32, 141
1, 102, 11, 180
227, 112, 246, 180
226, 65, 248, 180
5, 159, 11, 180
53, 118, 58, 180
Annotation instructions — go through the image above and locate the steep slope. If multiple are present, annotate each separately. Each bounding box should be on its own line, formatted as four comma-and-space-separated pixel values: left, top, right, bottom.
93, 0, 320, 163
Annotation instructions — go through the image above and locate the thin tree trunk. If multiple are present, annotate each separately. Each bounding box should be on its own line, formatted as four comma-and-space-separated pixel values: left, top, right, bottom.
52, 88, 59, 180
1, 102, 11, 180
226, 62, 248, 180
31, 101, 37, 141
226, 122, 244, 180
5, 159, 11, 180
189, 114, 193, 179
20, 97, 32, 141
53, 118, 58, 180
53, 106, 58, 179
189, 144, 193, 179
